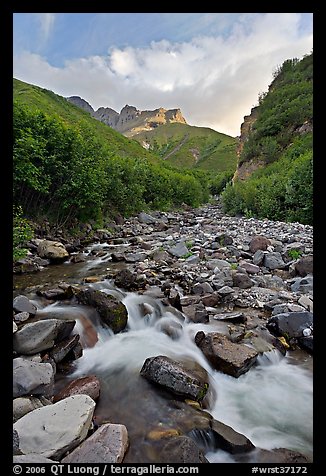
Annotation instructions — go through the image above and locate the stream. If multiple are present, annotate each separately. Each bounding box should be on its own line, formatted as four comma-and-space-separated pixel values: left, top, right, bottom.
14, 240, 313, 463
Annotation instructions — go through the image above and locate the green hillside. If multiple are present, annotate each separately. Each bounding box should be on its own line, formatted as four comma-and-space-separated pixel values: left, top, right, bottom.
222, 53, 313, 224
13, 78, 155, 162
133, 123, 237, 173
13, 79, 212, 247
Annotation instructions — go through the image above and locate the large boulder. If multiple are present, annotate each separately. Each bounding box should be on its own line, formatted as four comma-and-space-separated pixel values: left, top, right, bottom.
211, 419, 254, 454
249, 235, 270, 253
183, 303, 209, 323
13, 319, 76, 355
37, 240, 69, 263
54, 376, 100, 403
294, 255, 313, 277
263, 252, 286, 270
167, 242, 189, 258
267, 312, 313, 339
13, 358, 54, 398
62, 423, 128, 463
159, 436, 209, 463
232, 273, 254, 289
140, 355, 209, 402
195, 332, 258, 378
13, 395, 96, 460
76, 288, 127, 333
13, 396, 52, 422
13, 295, 37, 315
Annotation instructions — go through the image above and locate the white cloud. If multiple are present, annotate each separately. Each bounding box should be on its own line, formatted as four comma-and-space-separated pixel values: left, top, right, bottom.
13, 13, 312, 136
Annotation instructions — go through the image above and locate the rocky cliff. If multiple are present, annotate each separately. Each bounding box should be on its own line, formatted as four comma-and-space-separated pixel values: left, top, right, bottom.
66, 97, 187, 137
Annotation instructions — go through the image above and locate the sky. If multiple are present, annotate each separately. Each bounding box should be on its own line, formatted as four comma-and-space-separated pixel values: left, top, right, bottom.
13, 13, 313, 137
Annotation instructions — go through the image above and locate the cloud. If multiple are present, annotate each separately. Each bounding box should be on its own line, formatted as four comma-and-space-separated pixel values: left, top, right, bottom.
37, 13, 56, 42
13, 13, 312, 136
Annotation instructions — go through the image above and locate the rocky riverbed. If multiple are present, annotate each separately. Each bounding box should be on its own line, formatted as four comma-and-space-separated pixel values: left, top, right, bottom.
13, 201, 313, 463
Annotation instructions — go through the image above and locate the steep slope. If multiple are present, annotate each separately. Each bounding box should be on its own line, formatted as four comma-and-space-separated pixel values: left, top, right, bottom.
222, 53, 313, 224
133, 123, 238, 173
14, 79, 155, 162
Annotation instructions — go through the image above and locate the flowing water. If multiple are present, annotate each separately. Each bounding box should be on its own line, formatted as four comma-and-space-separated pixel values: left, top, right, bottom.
14, 248, 313, 463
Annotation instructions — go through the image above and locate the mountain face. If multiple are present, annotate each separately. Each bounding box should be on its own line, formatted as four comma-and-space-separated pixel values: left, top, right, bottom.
66, 98, 187, 137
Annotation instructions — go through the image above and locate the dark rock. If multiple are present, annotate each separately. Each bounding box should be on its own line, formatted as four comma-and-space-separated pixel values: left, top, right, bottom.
267, 312, 313, 339
294, 255, 313, 277
50, 334, 80, 363
159, 436, 209, 463
152, 250, 171, 262
168, 289, 182, 311
249, 235, 270, 253
76, 288, 127, 333
239, 262, 260, 274
13, 319, 76, 355
13, 295, 37, 315
114, 268, 145, 291
201, 293, 220, 307
37, 287, 73, 300
264, 252, 286, 270
211, 419, 254, 453
215, 234, 233, 246
13, 429, 21, 455
183, 303, 209, 323
138, 212, 156, 224
298, 336, 313, 354
70, 254, 86, 263
168, 242, 189, 258
67, 342, 83, 360
53, 375, 100, 403
140, 355, 209, 402
253, 250, 265, 266
233, 273, 254, 289
13, 260, 41, 274
195, 332, 258, 377
193, 282, 214, 295
253, 448, 310, 463
111, 253, 126, 262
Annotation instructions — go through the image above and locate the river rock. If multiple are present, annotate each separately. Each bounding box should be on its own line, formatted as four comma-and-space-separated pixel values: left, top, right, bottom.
298, 335, 313, 354
114, 268, 143, 291
13, 319, 76, 355
37, 287, 73, 300
76, 288, 127, 333
159, 436, 209, 463
13, 395, 96, 459
54, 375, 100, 402
211, 419, 254, 453
195, 331, 258, 377
249, 235, 270, 253
253, 447, 311, 463
13, 321, 18, 333
14, 311, 30, 323
140, 355, 209, 402
13, 396, 52, 422
50, 334, 80, 363
212, 312, 246, 324
62, 423, 128, 463
294, 255, 313, 277
13, 358, 54, 398
267, 311, 313, 339
263, 252, 286, 270
13, 295, 37, 315
193, 282, 214, 295
37, 240, 69, 263
182, 303, 209, 323
138, 212, 156, 224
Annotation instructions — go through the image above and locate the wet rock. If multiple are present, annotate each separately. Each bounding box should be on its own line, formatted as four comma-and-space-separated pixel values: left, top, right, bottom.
70, 253, 86, 263
253, 448, 310, 463
62, 423, 128, 463
13, 396, 52, 422
13, 260, 41, 274
76, 288, 127, 333
168, 289, 182, 311
195, 331, 258, 377
50, 334, 80, 363
13, 295, 37, 315
37, 240, 69, 263
13, 319, 76, 355
159, 436, 209, 463
298, 336, 313, 354
267, 311, 313, 339
54, 375, 100, 403
168, 242, 189, 258
14, 311, 30, 323
249, 235, 270, 253
37, 287, 73, 300
114, 268, 144, 291
111, 252, 126, 262
211, 419, 254, 453
294, 255, 313, 277
183, 303, 209, 323
13, 395, 96, 460
264, 252, 286, 270
13, 358, 54, 398
233, 273, 254, 289
148, 428, 181, 440
67, 342, 83, 360
140, 355, 209, 402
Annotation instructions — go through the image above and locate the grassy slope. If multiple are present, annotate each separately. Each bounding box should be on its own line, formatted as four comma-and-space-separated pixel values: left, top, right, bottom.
13, 78, 158, 162
133, 122, 238, 173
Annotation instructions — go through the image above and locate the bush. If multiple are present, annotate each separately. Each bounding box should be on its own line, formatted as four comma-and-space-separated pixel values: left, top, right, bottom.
13, 206, 34, 261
